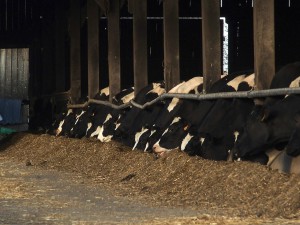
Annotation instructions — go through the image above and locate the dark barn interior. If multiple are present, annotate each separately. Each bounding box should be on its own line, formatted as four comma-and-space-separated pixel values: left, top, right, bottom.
0, 0, 300, 130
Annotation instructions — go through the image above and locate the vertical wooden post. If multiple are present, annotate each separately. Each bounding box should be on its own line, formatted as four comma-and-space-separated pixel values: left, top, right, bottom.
55, 1, 66, 93
69, 0, 81, 103
0, 49, 5, 97
107, 0, 121, 101
132, 0, 148, 95
163, 0, 180, 92
201, 0, 221, 93
87, 0, 100, 99
253, 0, 275, 90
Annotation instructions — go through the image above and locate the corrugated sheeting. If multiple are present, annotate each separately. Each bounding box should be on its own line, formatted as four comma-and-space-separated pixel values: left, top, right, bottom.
0, 48, 29, 99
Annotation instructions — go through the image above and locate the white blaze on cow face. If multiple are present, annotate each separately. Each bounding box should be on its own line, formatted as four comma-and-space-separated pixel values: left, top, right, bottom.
234, 131, 240, 143
86, 122, 92, 135
100, 87, 109, 96
132, 127, 149, 150
114, 115, 122, 130
144, 142, 149, 152
91, 126, 101, 137
56, 120, 65, 136
98, 126, 113, 142
167, 98, 180, 112
149, 129, 156, 137
227, 74, 246, 91
170, 117, 181, 125
104, 114, 112, 124
75, 110, 85, 125
200, 137, 205, 145
181, 133, 194, 151
227, 131, 240, 161
67, 109, 73, 116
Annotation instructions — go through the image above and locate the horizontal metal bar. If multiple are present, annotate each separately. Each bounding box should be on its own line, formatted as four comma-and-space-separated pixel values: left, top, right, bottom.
67, 87, 300, 110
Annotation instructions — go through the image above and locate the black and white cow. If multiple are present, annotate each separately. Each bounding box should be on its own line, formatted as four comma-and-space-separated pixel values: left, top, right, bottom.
86, 87, 134, 142
152, 72, 253, 158
234, 62, 300, 159
235, 94, 300, 158
103, 82, 166, 146
54, 87, 110, 137
133, 77, 204, 151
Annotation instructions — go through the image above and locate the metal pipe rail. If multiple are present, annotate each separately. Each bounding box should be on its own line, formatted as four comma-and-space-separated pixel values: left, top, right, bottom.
67, 87, 300, 110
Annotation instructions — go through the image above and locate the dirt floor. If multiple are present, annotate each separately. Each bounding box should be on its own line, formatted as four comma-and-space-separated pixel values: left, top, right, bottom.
0, 132, 300, 224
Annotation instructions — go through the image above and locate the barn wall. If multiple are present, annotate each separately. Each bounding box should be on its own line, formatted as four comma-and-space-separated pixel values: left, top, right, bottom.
0, 0, 299, 101
0, 48, 29, 99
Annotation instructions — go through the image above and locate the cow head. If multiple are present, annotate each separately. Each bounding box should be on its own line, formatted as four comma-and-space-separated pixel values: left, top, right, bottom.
200, 133, 234, 161
234, 106, 270, 158
180, 127, 205, 156
152, 117, 191, 157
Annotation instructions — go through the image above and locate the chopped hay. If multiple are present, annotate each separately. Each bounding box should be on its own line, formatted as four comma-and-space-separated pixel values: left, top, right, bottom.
0, 132, 300, 220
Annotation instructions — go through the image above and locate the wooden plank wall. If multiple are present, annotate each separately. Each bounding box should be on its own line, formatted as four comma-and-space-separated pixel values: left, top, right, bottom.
254, 0, 275, 90
131, 0, 148, 95
69, 0, 82, 103
107, 0, 121, 101
87, 0, 100, 99
0, 48, 29, 99
202, 0, 221, 92
163, 0, 180, 91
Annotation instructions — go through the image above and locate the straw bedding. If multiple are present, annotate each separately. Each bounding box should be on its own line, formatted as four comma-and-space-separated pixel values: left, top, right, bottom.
0, 132, 299, 222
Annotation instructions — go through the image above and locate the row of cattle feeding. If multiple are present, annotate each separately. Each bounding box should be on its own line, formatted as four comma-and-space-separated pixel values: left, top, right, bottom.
53, 62, 300, 173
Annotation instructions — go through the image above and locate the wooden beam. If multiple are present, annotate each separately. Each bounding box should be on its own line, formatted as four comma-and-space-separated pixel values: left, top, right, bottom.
132, 0, 148, 95
201, 0, 221, 92
55, 1, 66, 93
0, 49, 6, 98
107, 0, 121, 101
69, 0, 81, 103
253, 0, 275, 90
87, 0, 100, 99
163, 0, 180, 92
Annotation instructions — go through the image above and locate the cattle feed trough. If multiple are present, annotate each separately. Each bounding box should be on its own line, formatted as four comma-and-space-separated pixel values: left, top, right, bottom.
67, 86, 300, 110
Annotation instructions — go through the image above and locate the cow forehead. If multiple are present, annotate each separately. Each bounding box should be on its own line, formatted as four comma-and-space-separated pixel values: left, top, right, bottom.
104, 114, 113, 123
67, 109, 73, 116
171, 116, 181, 125
181, 133, 194, 150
